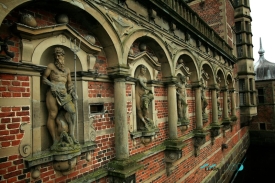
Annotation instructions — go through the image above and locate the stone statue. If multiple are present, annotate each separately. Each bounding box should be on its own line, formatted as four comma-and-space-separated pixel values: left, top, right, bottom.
43, 47, 79, 151
201, 78, 208, 121
135, 65, 155, 131
228, 94, 231, 115
217, 90, 222, 117
176, 75, 189, 123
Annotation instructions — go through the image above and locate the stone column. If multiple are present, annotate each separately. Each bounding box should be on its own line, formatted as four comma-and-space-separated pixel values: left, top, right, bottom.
195, 87, 203, 130
230, 90, 236, 117
114, 78, 129, 160
168, 84, 178, 139
222, 89, 229, 120
211, 89, 218, 124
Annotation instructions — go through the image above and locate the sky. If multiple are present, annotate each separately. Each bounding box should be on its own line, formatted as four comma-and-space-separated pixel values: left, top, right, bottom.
250, 1, 274, 62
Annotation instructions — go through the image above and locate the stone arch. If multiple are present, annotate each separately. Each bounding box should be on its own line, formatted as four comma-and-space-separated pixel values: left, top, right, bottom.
123, 29, 173, 79
216, 68, 226, 88
226, 73, 234, 89
200, 62, 215, 87
32, 35, 85, 71
0, 0, 122, 67
174, 49, 199, 83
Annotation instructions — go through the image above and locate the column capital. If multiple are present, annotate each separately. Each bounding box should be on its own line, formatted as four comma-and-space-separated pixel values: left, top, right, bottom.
209, 84, 220, 90
162, 76, 178, 85
191, 80, 203, 88
220, 86, 228, 91
107, 65, 130, 79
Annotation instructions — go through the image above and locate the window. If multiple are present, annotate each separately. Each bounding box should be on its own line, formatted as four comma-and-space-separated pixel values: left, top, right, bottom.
239, 79, 245, 91
260, 123, 266, 130
239, 93, 246, 106
89, 103, 104, 114
236, 34, 242, 44
258, 88, 264, 104
237, 46, 243, 58
239, 79, 246, 106
235, 22, 241, 32
245, 21, 250, 32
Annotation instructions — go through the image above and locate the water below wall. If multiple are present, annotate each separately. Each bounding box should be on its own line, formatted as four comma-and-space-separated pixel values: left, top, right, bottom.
231, 144, 275, 183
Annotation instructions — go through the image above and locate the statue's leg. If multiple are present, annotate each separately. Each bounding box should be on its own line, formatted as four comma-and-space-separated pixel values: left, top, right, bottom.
63, 102, 78, 144
136, 94, 144, 122
46, 91, 59, 149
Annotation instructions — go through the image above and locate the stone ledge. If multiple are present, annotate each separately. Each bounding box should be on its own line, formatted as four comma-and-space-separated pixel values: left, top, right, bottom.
25, 142, 96, 168
70, 168, 108, 183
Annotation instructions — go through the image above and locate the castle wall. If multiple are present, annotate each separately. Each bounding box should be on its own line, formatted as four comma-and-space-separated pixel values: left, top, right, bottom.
0, 1, 248, 183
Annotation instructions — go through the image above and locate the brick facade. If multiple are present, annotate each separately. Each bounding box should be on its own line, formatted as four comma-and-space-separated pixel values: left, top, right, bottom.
0, 0, 248, 183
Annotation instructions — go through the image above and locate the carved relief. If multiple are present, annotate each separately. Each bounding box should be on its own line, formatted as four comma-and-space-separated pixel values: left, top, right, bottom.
19, 123, 32, 157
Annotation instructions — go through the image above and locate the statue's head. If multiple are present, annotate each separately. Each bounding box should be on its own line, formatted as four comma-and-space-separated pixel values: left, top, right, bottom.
54, 47, 65, 56
140, 64, 147, 75
53, 47, 65, 71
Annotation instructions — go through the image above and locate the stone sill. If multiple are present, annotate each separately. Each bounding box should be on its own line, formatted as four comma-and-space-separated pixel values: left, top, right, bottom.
130, 128, 159, 139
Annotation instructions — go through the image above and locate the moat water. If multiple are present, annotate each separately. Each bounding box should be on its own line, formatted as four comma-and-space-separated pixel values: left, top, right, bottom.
231, 144, 275, 183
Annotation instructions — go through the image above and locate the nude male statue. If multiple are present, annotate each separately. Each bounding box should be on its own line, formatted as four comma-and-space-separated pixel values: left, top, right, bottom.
43, 47, 78, 150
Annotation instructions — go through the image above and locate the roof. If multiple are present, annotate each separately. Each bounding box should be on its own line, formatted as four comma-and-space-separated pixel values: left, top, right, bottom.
254, 38, 275, 80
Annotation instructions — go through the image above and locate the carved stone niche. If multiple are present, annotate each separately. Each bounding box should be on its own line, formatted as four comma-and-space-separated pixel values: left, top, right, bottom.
175, 59, 191, 129
128, 47, 161, 142
14, 23, 101, 175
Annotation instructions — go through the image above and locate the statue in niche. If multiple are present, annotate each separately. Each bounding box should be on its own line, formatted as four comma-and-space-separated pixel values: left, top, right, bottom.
135, 65, 155, 131
176, 75, 189, 124
228, 94, 231, 115
201, 78, 208, 122
217, 90, 222, 117
43, 47, 80, 151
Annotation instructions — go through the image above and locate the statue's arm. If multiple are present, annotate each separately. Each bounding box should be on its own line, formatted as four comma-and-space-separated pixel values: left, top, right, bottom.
42, 64, 54, 87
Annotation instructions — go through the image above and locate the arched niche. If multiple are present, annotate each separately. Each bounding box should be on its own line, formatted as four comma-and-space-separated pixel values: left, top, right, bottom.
128, 58, 159, 138
3, 0, 121, 67
175, 58, 191, 127
216, 69, 226, 88
174, 51, 199, 84
201, 63, 215, 88
226, 73, 234, 89
123, 31, 173, 80
216, 69, 226, 118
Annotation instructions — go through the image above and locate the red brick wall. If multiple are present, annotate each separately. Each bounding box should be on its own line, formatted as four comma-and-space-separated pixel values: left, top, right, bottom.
189, 0, 223, 35
88, 82, 114, 98
0, 74, 30, 98
251, 81, 275, 131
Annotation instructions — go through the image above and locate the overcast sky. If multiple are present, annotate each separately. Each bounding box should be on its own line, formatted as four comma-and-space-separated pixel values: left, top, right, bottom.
250, 1, 274, 62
